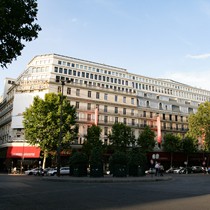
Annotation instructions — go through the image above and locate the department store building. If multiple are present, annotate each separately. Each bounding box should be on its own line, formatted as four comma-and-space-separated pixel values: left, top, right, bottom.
0, 54, 210, 170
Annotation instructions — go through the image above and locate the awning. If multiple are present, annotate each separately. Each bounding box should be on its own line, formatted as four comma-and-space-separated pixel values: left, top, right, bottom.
6, 146, 40, 158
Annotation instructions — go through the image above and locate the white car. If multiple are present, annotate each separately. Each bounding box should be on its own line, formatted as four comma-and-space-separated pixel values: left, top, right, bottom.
173, 167, 183, 174
25, 168, 39, 175
47, 167, 70, 176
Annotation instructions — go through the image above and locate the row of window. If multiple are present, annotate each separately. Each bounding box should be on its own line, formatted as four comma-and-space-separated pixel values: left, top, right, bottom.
56, 60, 210, 97
83, 114, 187, 130
55, 67, 129, 85
55, 69, 208, 102
58, 87, 135, 104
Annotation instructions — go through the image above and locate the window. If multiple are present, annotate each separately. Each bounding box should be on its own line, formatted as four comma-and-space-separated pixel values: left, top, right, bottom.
143, 111, 146, 117
104, 116, 108, 123
87, 114, 91, 121
131, 109, 134, 116
115, 107, 118, 114
58, 60, 62, 65
96, 92, 100, 99
67, 88, 71, 95
58, 86, 61, 93
64, 69, 67, 74
150, 112, 153, 118
123, 97, 126, 103
132, 119, 135, 125
54, 67, 58, 72
76, 89, 80, 96
59, 68, 63, 73
123, 118, 127, 124
104, 93, 108, 100
123, 108, 126, 115
115, 95, 118, 102
88, 91, 91, 98
68, 69, 72, 75
163, 114, 165, 120
104, 127, 108, 135
104, 105, 108, 112
131, 98, 134, 104
115, 117, 118, 123
76, 102, 79, 109
73, 70, 76, 76
87, 103, 91, 110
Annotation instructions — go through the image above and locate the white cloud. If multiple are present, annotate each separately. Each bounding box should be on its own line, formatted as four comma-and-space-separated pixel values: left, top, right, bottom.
186, 53, 210, 59
163, 71, 210, 91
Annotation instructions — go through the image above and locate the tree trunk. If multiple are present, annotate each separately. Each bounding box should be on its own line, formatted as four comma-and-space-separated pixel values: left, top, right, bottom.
42, 150, 48, 169
170, 152, 173, 168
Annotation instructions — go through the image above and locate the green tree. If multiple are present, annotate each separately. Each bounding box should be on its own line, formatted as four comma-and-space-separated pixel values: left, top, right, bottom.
127, 148, 147, 176
23, 93, 77, 168
109, 151, 127, 177
108, 123, 136, 152
137, 126, 156, 153
162, 133, 181, 167
180, 136, 198, 168
188, 101, 210, 152
82, 125, 102, 160
0, 0, 41, 68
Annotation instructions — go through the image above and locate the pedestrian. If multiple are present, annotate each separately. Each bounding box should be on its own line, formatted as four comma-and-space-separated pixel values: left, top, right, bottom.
159, 164, 164, 176
155, 162, 159, 176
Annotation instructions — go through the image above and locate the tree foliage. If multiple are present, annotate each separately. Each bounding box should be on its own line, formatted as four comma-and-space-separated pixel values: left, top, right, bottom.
82, 125, 102, 159
181, 136, 198, 154
0, 0, 41, 68
23, 93, 77, 153
187, 101, 210, 152
137, 126, 156, 152
162, 133, 181, 153
108, 123, 136, 152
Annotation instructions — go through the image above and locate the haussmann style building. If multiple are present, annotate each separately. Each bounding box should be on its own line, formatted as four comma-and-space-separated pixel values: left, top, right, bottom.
0, 53, 210, 172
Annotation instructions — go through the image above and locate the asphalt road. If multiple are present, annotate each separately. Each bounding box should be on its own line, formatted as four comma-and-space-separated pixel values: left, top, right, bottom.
1, 174, 210, 210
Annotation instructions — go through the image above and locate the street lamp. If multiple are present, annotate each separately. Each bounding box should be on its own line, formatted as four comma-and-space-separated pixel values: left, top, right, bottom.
55, 78, 72, 177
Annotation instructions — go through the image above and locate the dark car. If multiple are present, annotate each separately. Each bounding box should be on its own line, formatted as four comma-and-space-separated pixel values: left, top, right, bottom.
191, 166, 204, 173
179, 167, 192, 174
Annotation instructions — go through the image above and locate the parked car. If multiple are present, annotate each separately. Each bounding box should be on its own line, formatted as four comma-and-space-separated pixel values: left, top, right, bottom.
47, 167, 70, 176
145, 168, 156, 174
165, 167, 176, 173
191, 166, 204, 173
33, 168, 44, 176
25, 168, 39, 175
179, 167, 192, 174
173, 167, 183, 174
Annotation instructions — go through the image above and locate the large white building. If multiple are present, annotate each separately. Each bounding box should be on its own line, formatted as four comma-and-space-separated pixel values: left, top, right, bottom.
0, 53, 210, 170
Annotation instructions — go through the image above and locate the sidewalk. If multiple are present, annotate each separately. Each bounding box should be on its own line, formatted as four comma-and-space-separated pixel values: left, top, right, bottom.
42, 174, 172, 183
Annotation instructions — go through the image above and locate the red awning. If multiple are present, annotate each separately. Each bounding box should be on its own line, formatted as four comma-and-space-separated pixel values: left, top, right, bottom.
6, 146, 40, 158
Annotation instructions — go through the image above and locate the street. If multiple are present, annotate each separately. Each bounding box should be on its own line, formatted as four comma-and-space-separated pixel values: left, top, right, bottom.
1, 174, 210, 210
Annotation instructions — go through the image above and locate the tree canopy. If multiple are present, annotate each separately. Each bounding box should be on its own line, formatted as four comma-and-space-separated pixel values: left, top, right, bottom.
82, 125, 102, 159
187, 101, 210, 152
108, 123, 136, 152
137, 126, 156, 152
23, 93, 77, 154
0, 0, 41, 68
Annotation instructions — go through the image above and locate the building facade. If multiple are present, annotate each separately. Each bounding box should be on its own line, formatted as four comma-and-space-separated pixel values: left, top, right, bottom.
1, 53, 210, 170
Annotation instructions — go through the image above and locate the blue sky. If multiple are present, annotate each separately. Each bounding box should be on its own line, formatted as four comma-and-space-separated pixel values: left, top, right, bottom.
1, 0, 210, 95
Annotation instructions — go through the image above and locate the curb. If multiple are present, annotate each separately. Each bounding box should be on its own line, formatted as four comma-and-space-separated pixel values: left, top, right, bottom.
42, 176, 172, 183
